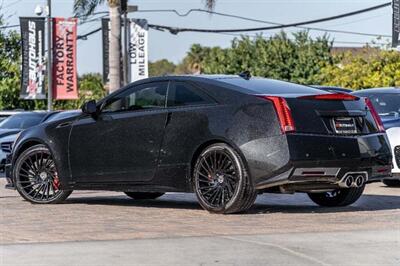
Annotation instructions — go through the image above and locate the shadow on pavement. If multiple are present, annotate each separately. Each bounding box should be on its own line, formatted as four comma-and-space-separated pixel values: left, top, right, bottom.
65, 195, 204, 210
248, 194, 400, 214
63, 193, 400, 214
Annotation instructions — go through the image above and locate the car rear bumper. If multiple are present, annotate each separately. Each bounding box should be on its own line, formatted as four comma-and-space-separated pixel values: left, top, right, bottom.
245, 133, 392, 190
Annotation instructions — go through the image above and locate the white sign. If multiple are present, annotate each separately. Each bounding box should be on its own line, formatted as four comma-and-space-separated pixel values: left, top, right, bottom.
129, 19, 148, 82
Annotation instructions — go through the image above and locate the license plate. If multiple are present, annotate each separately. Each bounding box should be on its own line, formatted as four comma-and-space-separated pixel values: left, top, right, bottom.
332, 117, 357, 134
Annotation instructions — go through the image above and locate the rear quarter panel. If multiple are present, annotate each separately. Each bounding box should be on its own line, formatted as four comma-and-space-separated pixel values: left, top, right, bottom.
158, 79, 289, 189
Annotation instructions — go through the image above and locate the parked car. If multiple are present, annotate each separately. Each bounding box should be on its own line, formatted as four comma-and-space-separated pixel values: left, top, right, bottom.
0, 134, 16, 174
351, 88, 400, 187
352, 88, 400, 129
0, 112, 54, 173
311, 86, 352, 94
381, 127, 400, 187
0, 110, 24, 122
5, 75, 392, 213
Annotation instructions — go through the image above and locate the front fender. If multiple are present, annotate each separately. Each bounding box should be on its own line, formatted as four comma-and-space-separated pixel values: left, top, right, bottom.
11, 122, 73, 189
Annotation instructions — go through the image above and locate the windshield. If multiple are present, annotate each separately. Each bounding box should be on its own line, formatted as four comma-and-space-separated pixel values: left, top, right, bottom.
367, 93, 400, 118
0, 114, 44, 129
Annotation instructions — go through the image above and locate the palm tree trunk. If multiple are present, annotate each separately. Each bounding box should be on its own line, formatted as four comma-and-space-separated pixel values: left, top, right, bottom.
108, 4, 121, 93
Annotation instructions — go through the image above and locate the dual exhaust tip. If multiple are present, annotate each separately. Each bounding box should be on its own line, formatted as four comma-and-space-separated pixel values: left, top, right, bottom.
339, 174, 366, 188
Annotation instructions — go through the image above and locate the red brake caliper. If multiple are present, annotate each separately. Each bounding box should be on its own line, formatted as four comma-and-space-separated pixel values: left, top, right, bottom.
52, 173, 60, 190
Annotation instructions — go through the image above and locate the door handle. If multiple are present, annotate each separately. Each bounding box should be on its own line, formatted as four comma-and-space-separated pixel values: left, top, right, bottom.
56, 122, 72, 128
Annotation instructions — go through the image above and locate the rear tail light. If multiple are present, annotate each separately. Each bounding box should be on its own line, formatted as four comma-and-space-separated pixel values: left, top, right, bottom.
298, 93, 358, 101
258, 96, 295, 133
365, 98, 385, 132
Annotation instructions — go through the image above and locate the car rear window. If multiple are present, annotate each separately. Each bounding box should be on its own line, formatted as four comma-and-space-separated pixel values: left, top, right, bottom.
221, 78, 324, 95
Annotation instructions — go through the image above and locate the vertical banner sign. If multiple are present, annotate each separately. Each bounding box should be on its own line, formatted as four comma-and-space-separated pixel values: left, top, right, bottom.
394, 0, 400, 47
52, 18, 78, 100
129, 19, 148, 82
20, 17, 46, 99
101, 18, 110, 83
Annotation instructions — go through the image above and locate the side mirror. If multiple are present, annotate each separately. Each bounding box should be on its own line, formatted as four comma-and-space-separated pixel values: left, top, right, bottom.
81, 100, 97, 116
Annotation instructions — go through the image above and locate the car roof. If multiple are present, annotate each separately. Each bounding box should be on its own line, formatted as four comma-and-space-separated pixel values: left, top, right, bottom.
352, 87, 400, 95
128, 75, 326, 96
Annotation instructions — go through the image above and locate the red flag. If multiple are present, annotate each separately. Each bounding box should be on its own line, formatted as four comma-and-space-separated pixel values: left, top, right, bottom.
52, 18, 78, 100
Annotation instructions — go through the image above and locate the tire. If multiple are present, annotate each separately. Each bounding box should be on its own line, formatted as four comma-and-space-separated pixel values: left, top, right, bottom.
124, 192, 165, 200
193, 143, 257, 214
382, 179, 400, 187
307, 186, 365, 207
14, 144, 72, 204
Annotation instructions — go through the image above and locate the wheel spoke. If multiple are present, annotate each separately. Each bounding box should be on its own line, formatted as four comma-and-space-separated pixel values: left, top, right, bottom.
203, 156, 213, 174
22, 161, 36, 175
200, 186, 217, 196
221, 187, 225, 206
217, 155, 227, 171
208, 187, 220, 205
200, 161, 211, 176
213, 151, 217, 172
20, 183, 36, 189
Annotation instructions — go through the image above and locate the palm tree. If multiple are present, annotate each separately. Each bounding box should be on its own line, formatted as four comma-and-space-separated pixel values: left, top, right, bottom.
74, 0, 121, 93
74, 0, 216, 93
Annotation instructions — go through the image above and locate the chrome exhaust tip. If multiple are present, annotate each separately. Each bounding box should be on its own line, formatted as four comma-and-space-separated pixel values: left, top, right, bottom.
338, 172, 368, 188
345, 175, 354, 188
354, 175, 364, 187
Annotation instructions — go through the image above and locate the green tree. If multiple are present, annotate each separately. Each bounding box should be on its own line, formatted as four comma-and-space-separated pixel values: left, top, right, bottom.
180, 31, 334, 85
317, 49, 400, 89
54, 73, 106, 110
149, 59, 176, 77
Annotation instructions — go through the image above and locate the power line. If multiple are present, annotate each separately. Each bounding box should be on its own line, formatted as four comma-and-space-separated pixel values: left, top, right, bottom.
148, 2, 392, 34
139, 8, 390, 38
0, 24, 18, 29
209, 31, 388, 46
0, 0, 21, 11
77, 27, 102, 40
2, 2, 392, 40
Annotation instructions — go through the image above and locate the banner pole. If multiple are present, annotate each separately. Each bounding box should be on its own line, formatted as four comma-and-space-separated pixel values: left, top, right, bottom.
47, 0, 52, 111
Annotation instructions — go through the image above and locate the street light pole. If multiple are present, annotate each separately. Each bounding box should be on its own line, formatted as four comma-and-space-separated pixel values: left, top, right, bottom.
47, 0, 52, 111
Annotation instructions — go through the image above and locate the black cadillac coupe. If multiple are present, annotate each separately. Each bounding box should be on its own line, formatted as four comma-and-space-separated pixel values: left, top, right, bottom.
5, 75, 392, 214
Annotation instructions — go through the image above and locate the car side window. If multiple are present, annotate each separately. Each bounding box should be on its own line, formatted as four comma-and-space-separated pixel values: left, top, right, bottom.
167, 81, 214, 107
103, 82, 168, 113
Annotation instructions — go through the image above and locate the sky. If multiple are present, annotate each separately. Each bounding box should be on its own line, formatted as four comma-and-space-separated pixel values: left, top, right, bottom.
0, 0, 394, 74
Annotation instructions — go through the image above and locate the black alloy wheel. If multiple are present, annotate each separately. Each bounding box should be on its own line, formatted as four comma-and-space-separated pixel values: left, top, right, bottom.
193, 143, 257, 214
124, 192, 165, 200
307, 186, 365, 207
14, 144, 72, 204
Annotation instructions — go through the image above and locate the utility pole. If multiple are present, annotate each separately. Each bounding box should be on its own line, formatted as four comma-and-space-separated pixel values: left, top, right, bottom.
123, 8, 128, 86
47, 0, 52, 111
